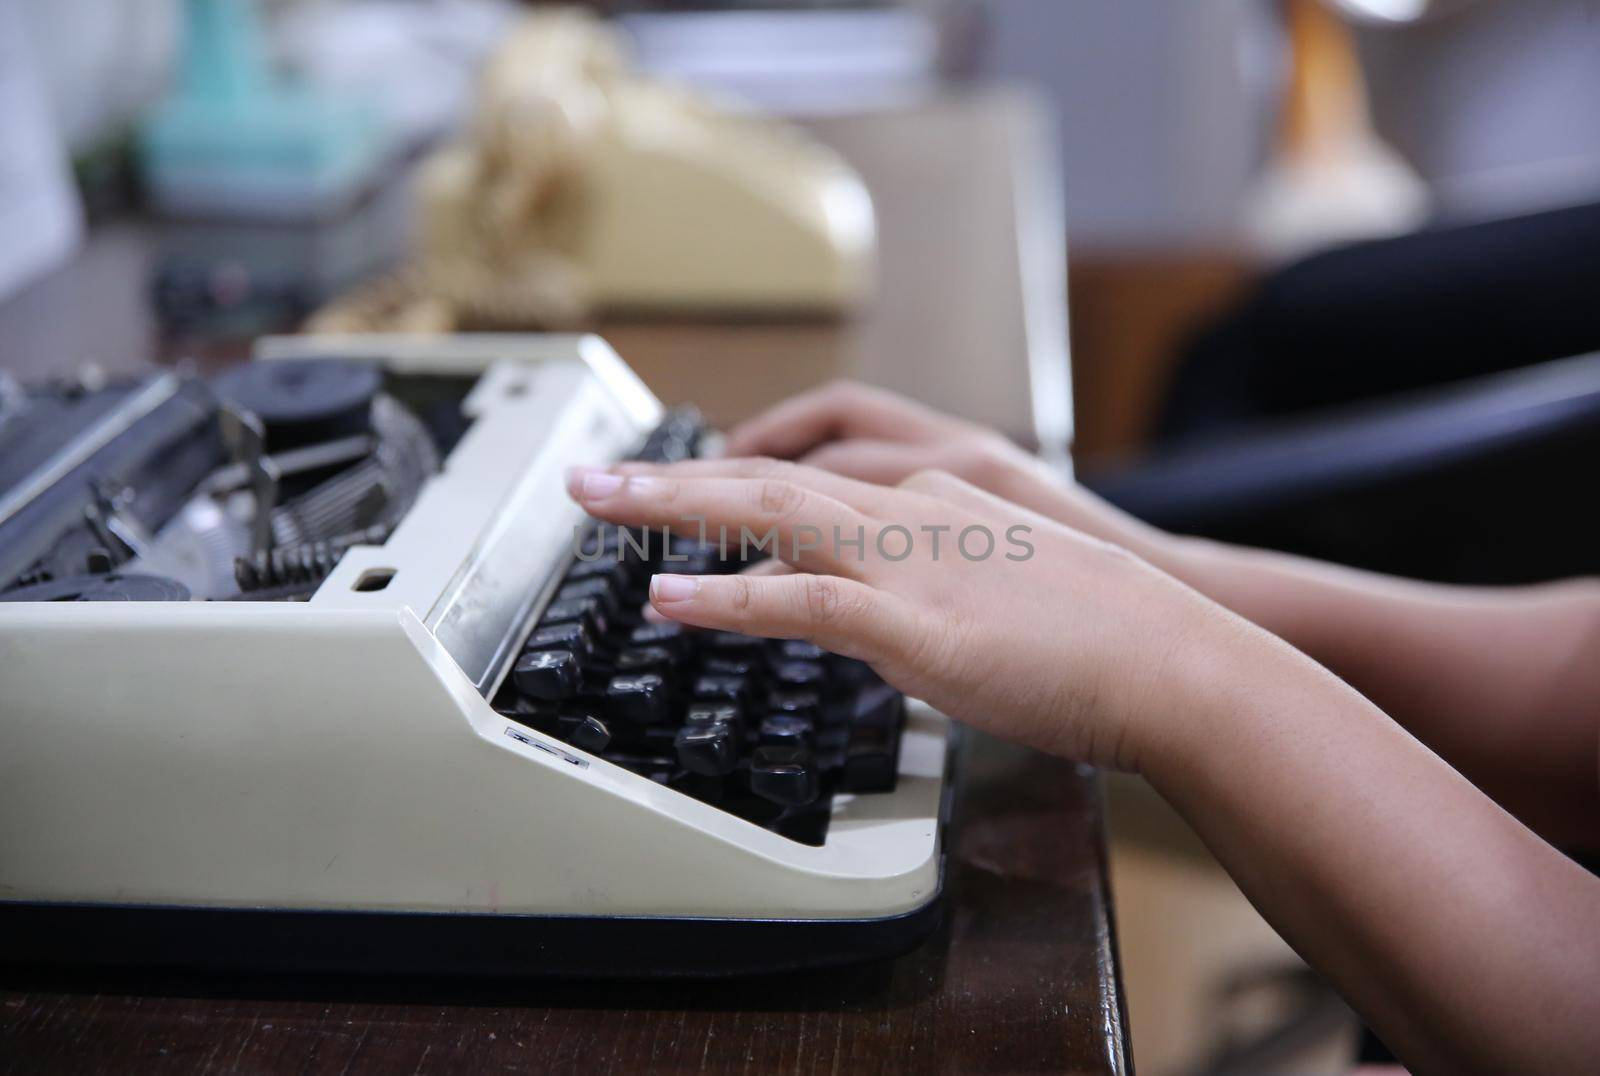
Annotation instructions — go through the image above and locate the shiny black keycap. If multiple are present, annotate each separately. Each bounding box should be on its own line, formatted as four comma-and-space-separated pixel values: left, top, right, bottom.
750, 746, 820, 807
775, 640, 827, 662
598, 526, 649, 565
561, 714, 612, 753
646, 436, 693, 464
694, 674, 751, 707
606, 673, 670, 724
685, 702, 742, 727
675, 721, 739, 776
566, 555, 630, 588
541, 596, 610, 638
704, 631, 764, 655
840, 729, 897, 793
668, 535, 715, 559
768, 688, 822, 721
772, 660, 827, 691
677, 553, 722, 576
556, 576, 619, 615
496, 696, 561, 733
513, 649, 581, 701
826, 652, 878, 687
630, 621, 690, 659
527, 621, 592, 657
617, 646, 676, 677
852, 683, 903, 730
759, 714, 814, 749
703, 653, 760, 678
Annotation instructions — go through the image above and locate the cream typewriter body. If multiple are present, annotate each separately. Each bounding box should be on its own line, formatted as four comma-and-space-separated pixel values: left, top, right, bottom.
0, 335, 949, 976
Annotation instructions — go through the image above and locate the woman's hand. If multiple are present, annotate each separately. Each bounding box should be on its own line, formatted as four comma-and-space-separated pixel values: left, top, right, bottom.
725, 380, 1052, 495
726, 380, 1182, 568
567, 457, 1262, 776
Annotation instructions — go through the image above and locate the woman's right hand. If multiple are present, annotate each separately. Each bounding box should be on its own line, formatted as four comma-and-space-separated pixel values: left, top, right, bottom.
725, 380, 1053, 495
571, 457, 1260, 776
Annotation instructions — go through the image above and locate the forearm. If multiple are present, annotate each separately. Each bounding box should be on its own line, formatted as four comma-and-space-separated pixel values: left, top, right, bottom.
1160, 538, 1600, 842
1148, 620, 1600, 1073
1164, 535, 1600, 717
999, 466, 1600, 837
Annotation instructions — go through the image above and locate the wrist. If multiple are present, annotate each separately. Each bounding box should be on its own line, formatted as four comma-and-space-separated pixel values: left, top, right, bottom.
1135, 602, 1307, 793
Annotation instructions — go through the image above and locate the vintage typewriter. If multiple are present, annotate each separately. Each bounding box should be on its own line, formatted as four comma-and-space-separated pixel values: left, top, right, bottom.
0, 335, 952, 977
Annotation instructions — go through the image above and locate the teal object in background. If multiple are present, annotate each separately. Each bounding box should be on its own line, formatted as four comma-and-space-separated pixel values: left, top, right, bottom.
140, 0, 391, 220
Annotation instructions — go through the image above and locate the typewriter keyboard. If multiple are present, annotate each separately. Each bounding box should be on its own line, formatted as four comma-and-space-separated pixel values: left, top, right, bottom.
491, 409, 905, 846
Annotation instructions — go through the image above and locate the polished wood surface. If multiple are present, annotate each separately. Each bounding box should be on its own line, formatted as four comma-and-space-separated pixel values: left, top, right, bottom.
0, 92, 1127, 1074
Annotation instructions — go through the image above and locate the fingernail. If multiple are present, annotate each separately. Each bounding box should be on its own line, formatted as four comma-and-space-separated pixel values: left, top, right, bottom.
565, 464, 602, 499
580, 471, 624, 499
651, 574, 700, 603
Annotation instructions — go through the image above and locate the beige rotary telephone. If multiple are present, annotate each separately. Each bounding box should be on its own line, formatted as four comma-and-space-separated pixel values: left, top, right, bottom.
313, 9, 876, 332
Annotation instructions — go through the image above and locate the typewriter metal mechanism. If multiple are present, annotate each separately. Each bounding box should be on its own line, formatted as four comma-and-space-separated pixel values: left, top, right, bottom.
0, 335, 952, 977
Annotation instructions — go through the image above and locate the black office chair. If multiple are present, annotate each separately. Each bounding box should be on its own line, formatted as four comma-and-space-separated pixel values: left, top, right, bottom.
1156, 202, 1600, 447
1083, 350, 1600, 585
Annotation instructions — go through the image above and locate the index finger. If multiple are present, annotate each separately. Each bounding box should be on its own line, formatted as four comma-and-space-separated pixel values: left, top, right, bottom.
569, 469, 877, 578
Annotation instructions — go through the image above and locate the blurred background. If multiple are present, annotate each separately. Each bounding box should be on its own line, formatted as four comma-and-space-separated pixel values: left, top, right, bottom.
6, 1, 1600, 1071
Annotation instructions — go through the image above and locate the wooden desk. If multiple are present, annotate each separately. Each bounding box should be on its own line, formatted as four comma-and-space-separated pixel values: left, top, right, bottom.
0, 92, 1127, 1074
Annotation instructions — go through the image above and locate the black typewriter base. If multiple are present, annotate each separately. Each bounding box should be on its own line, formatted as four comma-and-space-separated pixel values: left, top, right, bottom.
0, 876, 943, 979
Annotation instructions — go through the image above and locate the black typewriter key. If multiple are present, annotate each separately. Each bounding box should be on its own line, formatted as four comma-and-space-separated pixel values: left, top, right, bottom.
675, 721, 739, 776
666, 535, 714, 558
565, 555, 630, 588
605, 673, 670, 725
556, 576, 619, 616
644, 435, 693, 464
597, 527, 649, 566
852, 682, 904, 730
540, 596, 610, 638
607, 753, 676, 778
676, 552, 722, 576
768, 687, 822, 721
693, 674, 751, 708
661, 406, 703, 444
702, 653, 760, 678
629, 621, 690, 659
772, 660, 827, 691
685, 701, 742, 727
616, 646, 676, 678
704, 630, 764, 656
759, 713, 814, 749
495, 696, 560, 728
774, 640, 827, 663
513, 650, 582, 701
526, 621, 593, 658
750, 746, 820, 807
840, 723, 899, 793
826, 652, 878, 687
561, 714, 612, 753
